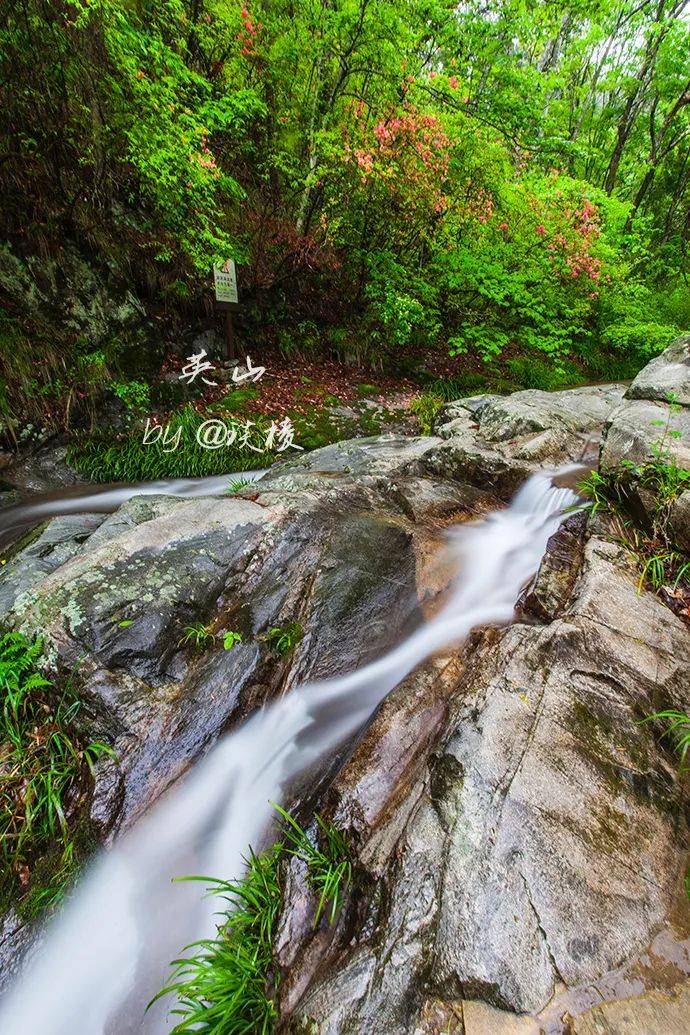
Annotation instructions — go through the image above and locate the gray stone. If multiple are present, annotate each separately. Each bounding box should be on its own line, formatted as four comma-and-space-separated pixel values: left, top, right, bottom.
600, 398, 690, 474
287, 537, 690, 1032
669, 490, 690, 553
626, 335, 690, 407
421, 385, 625, 499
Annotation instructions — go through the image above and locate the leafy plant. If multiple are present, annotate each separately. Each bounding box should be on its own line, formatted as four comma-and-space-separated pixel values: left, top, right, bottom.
262, 622, 303, 658
274, 805, 352, 926
410, 392, 444, 435
222, 631, 243, 651
111, 380, 150, 413
640, 710, 690, 772
0, 630, 112, 906
179, 623, 216, 651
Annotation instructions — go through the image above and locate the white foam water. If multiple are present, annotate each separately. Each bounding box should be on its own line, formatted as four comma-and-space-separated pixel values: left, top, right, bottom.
0, 471, 577, 1034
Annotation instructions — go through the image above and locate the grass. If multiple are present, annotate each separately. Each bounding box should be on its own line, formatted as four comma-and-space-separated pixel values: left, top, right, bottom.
153, 807, 351, 1034
0, 630, 112, 909
275, 805, 352, 926
178, 622, 216, 651
67, 405, 275, 483
580, 457, 690, 597
262, 622, 303, 658
641, 710, 690, 772
226, 477, 254, 494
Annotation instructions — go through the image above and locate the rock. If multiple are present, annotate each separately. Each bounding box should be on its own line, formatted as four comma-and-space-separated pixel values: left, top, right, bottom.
520, 510, 588, 622
287, 536, 690, 1033
421, 385, 625, 499
0, 468, 489, 838
0, 241, 158, 377
0, 512, 106, 615
460, 1000, 540, 1035
1, 441, 85, 495
626, 335, 690, 406
571, 980, 690, 1034
669, 490, 690, 553
260, 434, 443, 487
600, 398, 690, 474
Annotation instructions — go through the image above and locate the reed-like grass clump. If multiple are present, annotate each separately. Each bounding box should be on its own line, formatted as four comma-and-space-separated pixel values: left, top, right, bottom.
154, 807, 352, 1034
0, 630, 112, 912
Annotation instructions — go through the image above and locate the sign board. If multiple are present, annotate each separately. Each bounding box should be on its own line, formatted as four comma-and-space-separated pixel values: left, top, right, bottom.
213, 260, 238, 304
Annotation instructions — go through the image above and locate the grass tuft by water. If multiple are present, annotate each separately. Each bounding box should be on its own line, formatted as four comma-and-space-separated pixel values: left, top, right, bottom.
153, 807, 351, 1033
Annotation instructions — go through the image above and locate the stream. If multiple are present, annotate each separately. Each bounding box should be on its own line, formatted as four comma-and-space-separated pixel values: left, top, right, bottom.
0, 468, 577, 1033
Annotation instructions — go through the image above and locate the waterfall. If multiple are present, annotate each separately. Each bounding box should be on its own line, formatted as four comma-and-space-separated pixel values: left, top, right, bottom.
0, 471, 577, 1034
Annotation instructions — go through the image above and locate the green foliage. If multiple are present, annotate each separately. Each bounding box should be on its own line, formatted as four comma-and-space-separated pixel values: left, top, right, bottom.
506, 356, 585, 392
580, 451, 690, 596
410, 392, 444, 435
426, 374, 489, 400
179, 623, 215, 651
226, 477, 254, 494
154, 807, 351, 1033
641, 711, 690, 772
153, 845, 283, 1035
222, 631, 243, 651
67, 406, 274, 482
0, 630, 112, 908
274, 805, 352, 927
600, 322, 680, 361
111, 380, 151, 413
262, 622, 303, 658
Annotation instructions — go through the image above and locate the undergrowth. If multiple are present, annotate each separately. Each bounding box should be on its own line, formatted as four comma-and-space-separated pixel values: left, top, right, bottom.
580, 454, 690, 602
641, 710, 690, 772
0, 630, 112, 912
154, 807, 351, 1034
67, 405, 275, 482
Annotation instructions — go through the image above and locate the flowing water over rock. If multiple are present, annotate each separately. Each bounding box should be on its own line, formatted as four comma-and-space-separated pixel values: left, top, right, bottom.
0, 472, 576, 1034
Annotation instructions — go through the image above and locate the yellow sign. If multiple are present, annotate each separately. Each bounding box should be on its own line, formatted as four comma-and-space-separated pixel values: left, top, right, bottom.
213, 260, 238, 304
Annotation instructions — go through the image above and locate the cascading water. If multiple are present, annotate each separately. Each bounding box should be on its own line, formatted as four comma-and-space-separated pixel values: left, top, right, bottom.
0, 470, 577, 1034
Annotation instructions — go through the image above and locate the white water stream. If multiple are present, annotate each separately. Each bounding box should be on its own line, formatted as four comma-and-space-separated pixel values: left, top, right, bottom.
0, 471, 577, 1033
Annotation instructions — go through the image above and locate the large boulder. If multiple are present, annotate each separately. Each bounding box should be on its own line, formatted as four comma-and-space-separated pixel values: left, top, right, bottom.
626, 335, 690, 406
421, 385, 625, 498
282, 535, 690, 1033
0, 439, 493, 837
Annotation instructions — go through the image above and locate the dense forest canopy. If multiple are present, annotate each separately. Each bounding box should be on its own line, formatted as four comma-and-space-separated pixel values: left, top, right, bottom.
2, 0, 690, 432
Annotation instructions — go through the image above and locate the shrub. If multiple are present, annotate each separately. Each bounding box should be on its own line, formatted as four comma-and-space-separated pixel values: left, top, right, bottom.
410, 392, 444, 434
600, 321, 679, 360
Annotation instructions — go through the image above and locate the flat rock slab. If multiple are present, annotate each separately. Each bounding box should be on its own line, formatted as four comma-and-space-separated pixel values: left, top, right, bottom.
572, 980, 690, 1035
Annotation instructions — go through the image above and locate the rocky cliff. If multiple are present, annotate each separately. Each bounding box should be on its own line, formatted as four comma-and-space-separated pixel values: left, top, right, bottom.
0, 345, 689, 1033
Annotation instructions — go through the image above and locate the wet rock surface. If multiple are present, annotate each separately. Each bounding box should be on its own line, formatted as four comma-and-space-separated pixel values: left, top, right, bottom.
1, 342, 690, 1031
0, 441, 493, 837
421, 384, 625, 498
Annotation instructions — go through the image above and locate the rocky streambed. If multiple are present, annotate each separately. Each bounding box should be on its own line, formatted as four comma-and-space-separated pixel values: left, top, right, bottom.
0, 341, 689, 1033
